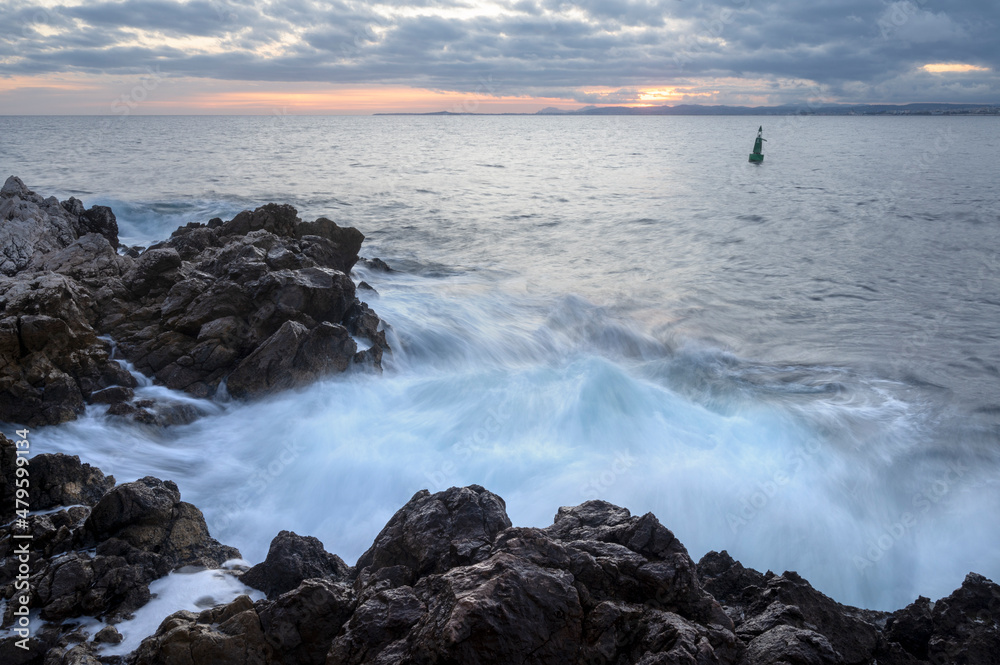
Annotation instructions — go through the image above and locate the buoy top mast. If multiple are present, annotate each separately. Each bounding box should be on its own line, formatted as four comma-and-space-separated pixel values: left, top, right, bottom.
749, 125, 766, 163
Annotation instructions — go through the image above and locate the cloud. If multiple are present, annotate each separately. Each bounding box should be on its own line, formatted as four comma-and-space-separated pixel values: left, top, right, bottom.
1, 0, 998, 108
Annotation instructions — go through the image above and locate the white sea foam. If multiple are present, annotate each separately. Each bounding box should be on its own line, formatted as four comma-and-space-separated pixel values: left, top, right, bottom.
31, 269, 1000, 612
99, 568, 265, 657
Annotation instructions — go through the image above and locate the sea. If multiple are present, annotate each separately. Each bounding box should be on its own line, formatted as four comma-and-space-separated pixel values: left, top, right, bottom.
2, 115, 999, 618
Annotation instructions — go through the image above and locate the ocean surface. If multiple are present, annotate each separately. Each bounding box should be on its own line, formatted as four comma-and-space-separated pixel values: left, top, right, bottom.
3, 114, 999, 613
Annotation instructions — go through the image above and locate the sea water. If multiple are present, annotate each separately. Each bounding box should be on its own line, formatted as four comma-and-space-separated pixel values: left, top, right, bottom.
2, 114, 999, 613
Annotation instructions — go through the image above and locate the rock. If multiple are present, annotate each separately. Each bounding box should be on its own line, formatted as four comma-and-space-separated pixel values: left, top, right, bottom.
922, 573, 1000, 665
92, 624, 123, 644
545, 499, 731, 628
7, 472, 1000, 665
737, 570, 882, 665
0, 270, 135, 426
226, 321, 356, 399
249, 267, 356, 339
1, 175, 30, 198
88, 385, 134, 404
242, 531, 350, 599
78, 206, 119, 249
295, 217, 364, 273
354, 485, 513, 585
0, 180, 389, 424
743, 624, 843, 664
0, 177, 100, 276
258, 579, 354, 665
698, 550, 771, 626
359, 257, 392, 272
130, 595, 269, 665
219, 203, 300, 238
23, 451, 115, 513
122, 247, 182, 297
84, 476, 239, 569
31, 233, 130, 281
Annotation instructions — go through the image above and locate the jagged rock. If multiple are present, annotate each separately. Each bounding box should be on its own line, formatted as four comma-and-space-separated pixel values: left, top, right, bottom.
258, 579, 355, 665
0, 435, 113, 522
24, 452, 115, 513
743, 624, 843, 664
78, 206, 119, 249
83, 476, 238, 569
122, 247, 182, 297
221, 203, 299, 238
354, 485, 513, 585
226, 321, 356, 399
894, 573, 1000, 665
545, 499, 731, 629
242, 531, 350, 599
0, 176, 80, 276
17, 476, 994, 665
885, 596, 934, 661
0, 180, 388, 424
0, 464, 240, 638
92, 624, 123, 644
88, 385, 134, 404
739, 571, 882, 665
359, 257, 392, 273
0, 271, 135, 426
130, 595, 269, 665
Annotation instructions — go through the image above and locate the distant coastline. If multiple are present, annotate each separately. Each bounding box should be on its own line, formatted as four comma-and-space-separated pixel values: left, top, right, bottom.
376, 102, 1000, 116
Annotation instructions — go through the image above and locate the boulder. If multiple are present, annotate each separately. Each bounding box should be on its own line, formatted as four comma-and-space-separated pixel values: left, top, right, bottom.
226, 321, 356, 399
354, 485, 512, 585
83, 476, 238, 569
242, 531, 350, 599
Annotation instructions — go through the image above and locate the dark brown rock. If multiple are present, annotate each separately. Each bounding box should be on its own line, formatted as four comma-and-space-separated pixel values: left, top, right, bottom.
84, 476, 239, 569
243, 531, 350, 599
1, 181, 387, 425
354, 485, 513, 585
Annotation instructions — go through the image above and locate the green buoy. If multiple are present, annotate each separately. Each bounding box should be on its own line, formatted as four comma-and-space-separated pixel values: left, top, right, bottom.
749, 125, 765, 163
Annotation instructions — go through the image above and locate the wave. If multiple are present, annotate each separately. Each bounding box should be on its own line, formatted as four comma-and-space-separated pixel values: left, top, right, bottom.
29, 267, 1000, 612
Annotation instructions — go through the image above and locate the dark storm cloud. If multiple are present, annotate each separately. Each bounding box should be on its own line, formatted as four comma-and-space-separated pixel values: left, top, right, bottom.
2, 0, 998, 103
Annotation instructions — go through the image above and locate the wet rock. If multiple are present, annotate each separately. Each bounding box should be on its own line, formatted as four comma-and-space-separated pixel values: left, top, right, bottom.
221, 203, 300, 238
84, 476, 238, 569
242, 531, 350, 599
698, 550, 770, 626
0, 272, 131, 426
92, 624, 123, 644
359, 257, 392, 272
226, 321, 356, 399
122, 247, 182, 297
130, 595, 269, 665
88, 385, 134, 405
258, 579, 355, 665
78, 206, 119, 249
354, 485, 513, 585
743, 624, 843, 664
26, 452, 115, 513
898, 573, 1000, 665
545, 499, 731, 628
739, 571, 882, 665
0, 179, 388, 425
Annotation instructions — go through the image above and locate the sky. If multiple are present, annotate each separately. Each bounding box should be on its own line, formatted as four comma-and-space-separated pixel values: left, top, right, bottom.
0, 0, 998, 114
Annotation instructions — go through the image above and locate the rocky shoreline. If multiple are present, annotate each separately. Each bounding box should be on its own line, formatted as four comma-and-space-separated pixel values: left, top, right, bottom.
1, 436, 998, 665
0, 176, 389, 428
2, 177, 998, 664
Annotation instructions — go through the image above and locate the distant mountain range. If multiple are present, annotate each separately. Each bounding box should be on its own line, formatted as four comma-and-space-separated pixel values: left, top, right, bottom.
377, 103, 1000, 116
